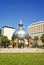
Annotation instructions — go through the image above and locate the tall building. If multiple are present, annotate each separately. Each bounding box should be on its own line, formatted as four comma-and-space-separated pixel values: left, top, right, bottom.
1, 26, 15, 40
28, 21, 44, 38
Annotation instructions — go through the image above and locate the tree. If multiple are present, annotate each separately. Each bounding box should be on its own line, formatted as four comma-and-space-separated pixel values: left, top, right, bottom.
0, 29, 1, 34
40, 34, 44, 43
0, 34, 2, 47
40, 34, 44, 45
34, 36, 39, 47
1, 36, 10, 48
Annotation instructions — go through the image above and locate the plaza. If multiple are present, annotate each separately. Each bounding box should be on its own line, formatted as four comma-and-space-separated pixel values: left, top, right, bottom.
0, 48, 44, 53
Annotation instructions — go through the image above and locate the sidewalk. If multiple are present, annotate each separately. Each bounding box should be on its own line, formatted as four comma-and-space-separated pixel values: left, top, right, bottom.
0, 48, 44, 53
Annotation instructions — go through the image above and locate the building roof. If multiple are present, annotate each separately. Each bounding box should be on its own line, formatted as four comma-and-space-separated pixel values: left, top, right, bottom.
28, 21, 44, 27
2, 26, 15, 29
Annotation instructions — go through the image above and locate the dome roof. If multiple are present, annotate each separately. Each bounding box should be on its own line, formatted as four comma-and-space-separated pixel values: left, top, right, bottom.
13, 20, 30, 39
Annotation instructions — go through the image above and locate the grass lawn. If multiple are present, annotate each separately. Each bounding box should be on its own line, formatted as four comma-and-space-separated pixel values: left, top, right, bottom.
0, 53, 44, 65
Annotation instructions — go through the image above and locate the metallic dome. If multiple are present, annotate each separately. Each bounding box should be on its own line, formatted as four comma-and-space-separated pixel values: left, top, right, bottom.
13, 20, 30, 39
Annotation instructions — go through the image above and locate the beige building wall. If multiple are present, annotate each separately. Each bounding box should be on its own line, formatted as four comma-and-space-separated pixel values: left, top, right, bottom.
1, 26, 15, 40
28, 21, 44, 38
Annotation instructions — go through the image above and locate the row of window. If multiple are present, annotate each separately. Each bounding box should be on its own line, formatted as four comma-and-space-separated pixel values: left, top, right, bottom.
30, 31, 44, 34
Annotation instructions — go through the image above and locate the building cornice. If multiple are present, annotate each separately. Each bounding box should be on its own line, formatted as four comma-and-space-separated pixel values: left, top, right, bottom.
28, 21, 44, 27
2, 26, 15, 29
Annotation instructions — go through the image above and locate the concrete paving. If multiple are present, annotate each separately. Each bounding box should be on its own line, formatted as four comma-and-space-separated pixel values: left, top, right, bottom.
0, 48, 44, 53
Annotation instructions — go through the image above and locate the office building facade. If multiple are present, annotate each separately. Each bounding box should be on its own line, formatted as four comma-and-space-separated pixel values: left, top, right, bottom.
28, 21, 44, 38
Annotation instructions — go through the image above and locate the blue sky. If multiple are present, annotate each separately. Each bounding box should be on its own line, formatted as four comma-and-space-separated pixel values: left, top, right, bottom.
0, 0, 44, 31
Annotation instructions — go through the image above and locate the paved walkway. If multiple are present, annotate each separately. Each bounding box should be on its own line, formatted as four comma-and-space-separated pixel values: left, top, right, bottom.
0, 48, 44, 53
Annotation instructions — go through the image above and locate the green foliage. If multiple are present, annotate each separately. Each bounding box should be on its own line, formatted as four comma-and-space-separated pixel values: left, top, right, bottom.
0, 29, 1, 34
34, 36, 39, 41
0, 34, 3, 44
34, 36, 39, 44
1, 36, 8, 42
0, 35, 10, 47
33, 36, 39, 47
40, 34, 44, 43
0, 53, 44, 65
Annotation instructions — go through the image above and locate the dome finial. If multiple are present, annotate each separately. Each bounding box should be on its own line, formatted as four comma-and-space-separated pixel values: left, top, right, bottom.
19, 19, 23, 27
20, 19, 22, 24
